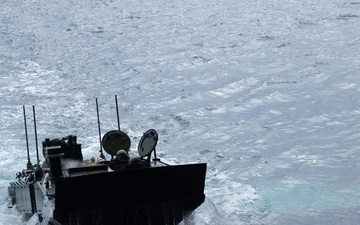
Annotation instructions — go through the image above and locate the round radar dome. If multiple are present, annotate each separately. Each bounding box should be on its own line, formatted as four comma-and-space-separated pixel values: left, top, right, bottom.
102, 130, 131, 156
138, 129, 158, 157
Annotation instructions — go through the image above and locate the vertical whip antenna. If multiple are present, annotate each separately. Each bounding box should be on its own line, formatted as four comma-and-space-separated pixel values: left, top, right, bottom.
96, 98, 105, 159
115, 95, 121, 131
33, 105, 40, 166
23, 106, 33, 170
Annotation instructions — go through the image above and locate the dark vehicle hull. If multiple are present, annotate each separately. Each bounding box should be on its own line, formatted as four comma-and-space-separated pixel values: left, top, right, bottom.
53, 163, 207, 225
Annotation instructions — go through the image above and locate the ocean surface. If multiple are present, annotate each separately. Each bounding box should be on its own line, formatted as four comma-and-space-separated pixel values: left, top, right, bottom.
1, 0, 360, 224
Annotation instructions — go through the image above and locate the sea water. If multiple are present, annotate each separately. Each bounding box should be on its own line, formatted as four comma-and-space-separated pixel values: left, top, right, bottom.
0, 0, 360, 224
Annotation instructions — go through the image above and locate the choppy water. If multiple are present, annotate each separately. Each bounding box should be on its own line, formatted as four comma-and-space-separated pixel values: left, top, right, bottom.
1, 0, 360, 224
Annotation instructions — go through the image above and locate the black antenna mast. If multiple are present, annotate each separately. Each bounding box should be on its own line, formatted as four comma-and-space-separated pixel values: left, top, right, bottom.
96, 98, 105, 159
115, 95, 121, 131
32, 105, 40, 166
23, 106, 33, 170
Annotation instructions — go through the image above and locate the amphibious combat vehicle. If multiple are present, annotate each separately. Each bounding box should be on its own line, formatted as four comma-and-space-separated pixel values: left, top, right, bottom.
8, 97, 207, 225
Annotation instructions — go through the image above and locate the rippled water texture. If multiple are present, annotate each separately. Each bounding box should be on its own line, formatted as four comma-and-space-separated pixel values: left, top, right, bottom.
1, 0, 360, 224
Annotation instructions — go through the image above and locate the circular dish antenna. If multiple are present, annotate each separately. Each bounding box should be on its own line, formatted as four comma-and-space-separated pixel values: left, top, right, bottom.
102, 130, 131, 156
138, 129, 158, 157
